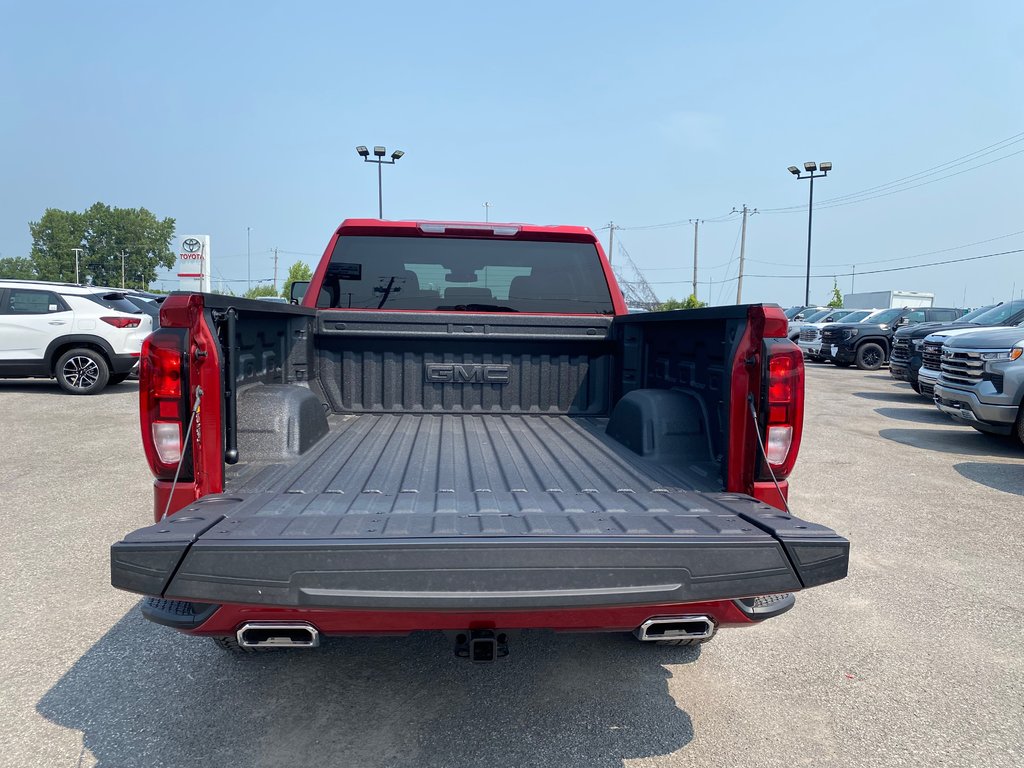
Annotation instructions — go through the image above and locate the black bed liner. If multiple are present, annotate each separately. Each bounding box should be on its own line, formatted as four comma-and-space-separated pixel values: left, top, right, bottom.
112, 416, 847, 610
227, 413, 721, 512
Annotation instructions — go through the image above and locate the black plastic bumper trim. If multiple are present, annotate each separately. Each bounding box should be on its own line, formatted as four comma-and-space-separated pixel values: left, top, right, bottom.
733, 592, 796, 620
141, 598, 220, 629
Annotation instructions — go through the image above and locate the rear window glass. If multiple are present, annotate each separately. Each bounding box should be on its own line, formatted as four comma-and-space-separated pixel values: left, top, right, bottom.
317, 235, 614, 313
79, 291, 143, 314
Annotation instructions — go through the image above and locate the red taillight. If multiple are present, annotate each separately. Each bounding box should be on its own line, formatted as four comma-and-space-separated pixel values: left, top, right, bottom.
768, 354, 796, 403
763, 342, 804, 479
140, 328, 190, 480
149, 344, 182, 398
101, 316, 142, 328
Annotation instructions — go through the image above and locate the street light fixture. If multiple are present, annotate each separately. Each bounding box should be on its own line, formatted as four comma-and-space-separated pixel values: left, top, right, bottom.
788, 160, 832, 305
357, 144, 405, 218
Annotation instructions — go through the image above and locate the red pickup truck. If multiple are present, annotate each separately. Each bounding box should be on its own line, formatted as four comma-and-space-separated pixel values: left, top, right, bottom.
111, 219, 847, 661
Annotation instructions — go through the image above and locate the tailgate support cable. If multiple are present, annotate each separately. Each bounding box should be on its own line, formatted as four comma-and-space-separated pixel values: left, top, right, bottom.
747, 395, 792, 516
160, 386, 203, 521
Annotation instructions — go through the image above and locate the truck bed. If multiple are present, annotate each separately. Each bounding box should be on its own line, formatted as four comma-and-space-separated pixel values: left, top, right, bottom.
224, 412, 722, 517
112, 412, 847, 611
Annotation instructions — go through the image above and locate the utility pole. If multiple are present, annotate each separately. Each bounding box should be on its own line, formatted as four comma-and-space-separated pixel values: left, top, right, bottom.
71, 248, 84, 284
851, 264, 856, 293
735, 205, 756, 304
120, 250, 128, 289
273, 248, 279, 292
689, 219, 700, 299
483, 202, 492, 222
606, 221, 619, 264
246, 226, 251, 292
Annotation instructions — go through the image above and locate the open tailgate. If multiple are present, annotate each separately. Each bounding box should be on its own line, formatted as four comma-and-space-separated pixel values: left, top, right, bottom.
111, 492, 848, 610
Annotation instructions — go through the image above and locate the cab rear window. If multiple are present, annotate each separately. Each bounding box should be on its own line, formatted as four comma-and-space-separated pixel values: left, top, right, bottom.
317, 235, 614, 314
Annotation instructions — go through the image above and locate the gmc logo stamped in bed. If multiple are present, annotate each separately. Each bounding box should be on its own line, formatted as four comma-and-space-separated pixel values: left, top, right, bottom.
424, 363, 512, 384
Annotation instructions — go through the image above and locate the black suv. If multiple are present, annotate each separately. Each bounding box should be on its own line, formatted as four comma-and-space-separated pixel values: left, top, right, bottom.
820, 306, 965, 370
890, 301, 1024, 392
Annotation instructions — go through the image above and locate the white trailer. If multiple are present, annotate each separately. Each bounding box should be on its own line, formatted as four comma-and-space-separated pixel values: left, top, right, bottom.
843, 290, 934, 309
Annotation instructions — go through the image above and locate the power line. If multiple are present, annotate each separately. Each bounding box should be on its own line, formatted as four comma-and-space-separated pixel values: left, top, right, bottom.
761, 138, 1024, 214
647, 247, 1024, 285
614, 131, 1024, 234
619, 210, 736, 231
637, 227, 1024, 272
763, 130, 1024, 212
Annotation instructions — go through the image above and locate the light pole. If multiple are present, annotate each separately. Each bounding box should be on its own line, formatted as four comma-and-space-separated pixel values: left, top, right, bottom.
788, 161, 832, 305
356, 145, 405, 218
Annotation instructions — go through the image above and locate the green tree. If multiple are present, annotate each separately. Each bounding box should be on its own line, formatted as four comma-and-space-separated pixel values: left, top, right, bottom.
281, 260, 313, 299
28, 203, 175, 287
244, 284, 279, 299
658, 294, 708, 311
0, 256, 37, 279
826, 279, 843, 308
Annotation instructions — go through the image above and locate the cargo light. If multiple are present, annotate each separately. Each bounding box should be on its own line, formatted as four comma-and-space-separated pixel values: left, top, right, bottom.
101, 316, 142, 328
417, 222, 521, 236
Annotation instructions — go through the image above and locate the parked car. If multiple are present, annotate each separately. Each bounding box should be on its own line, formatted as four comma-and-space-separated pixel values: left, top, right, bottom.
784, 305, 818, 320
889, 303, 1007, 392
915, 301, 1024, 398
797, 308, 879, 361
933, 325, 1024, 442
0, 279, 152, 393
819, 306, 965, 370
787, 306, 829, 339
110, 218, 849, 660
95, 288, 162, 329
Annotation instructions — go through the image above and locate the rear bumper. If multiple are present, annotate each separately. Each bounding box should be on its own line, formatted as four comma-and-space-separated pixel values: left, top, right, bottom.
141, 596, 789, 636
111, 493, 848, 613
110, 352, 141, 375
933, 383, 1018, 433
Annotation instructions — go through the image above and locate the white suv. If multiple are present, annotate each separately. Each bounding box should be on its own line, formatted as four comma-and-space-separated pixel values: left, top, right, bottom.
0, 279, 153, 394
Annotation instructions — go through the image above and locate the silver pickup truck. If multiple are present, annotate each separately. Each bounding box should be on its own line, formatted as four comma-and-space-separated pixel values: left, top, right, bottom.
933, 326, 1024, 442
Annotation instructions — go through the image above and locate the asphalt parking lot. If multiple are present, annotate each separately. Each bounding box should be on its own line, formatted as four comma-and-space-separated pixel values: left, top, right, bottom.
1, 366, 1022, 768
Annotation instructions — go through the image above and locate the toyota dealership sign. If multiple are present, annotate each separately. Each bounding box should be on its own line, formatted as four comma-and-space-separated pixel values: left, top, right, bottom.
177, 235, 211, 292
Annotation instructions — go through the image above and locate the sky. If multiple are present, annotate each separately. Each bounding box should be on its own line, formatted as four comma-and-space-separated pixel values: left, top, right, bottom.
2, 1, 1023, 307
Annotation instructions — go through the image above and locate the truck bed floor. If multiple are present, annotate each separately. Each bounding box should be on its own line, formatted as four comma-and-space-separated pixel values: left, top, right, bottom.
225, 413, 722, 517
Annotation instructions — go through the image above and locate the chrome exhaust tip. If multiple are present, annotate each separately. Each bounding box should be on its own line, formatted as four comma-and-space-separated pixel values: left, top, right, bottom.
634, 615, 716, 642
236, 622, 320, 648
